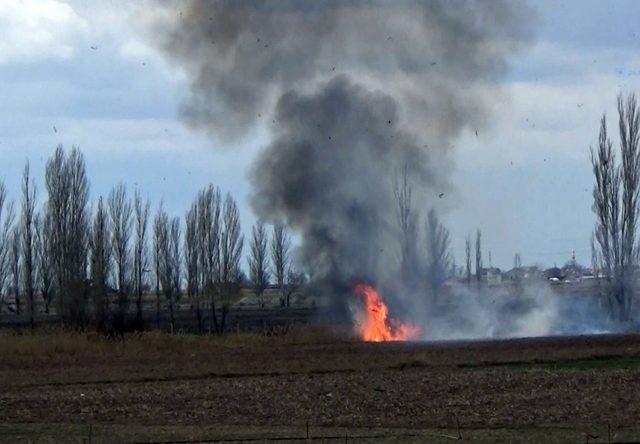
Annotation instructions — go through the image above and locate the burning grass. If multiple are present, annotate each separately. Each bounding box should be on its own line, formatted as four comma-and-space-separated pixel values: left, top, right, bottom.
353, 283, 420, 342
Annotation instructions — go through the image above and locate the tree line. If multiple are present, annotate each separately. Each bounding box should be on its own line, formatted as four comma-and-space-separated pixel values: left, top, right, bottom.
591, 93, 640, 322
0, 146, 304, 333
393, 164, 456, 305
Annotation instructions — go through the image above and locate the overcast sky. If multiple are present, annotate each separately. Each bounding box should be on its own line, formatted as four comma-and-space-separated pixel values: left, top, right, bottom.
1, 0, 640, 270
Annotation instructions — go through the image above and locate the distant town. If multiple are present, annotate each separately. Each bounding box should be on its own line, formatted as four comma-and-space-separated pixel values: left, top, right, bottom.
448, 251, 603, 296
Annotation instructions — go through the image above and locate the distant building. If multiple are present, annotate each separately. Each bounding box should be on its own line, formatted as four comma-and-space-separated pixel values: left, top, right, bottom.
480, 267, 502, 285
561, 263, 586, 281
545, 266, 563, 281
504, 265, 542, 281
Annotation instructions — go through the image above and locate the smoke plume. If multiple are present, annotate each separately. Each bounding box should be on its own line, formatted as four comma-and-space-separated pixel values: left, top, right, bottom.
147, 1, 534, 317
151, 0, 532, 143
252, 76, 441, 299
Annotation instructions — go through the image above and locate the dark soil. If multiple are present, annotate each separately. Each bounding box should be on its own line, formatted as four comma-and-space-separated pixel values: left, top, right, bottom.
1, 331, 639, 442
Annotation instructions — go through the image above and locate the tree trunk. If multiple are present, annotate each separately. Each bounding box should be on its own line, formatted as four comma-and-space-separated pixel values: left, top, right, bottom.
196, 300, 203, 334
136, 288, 143, 328
220, 304, 228, 335
155, 291, 160, 329
169, 298, 175, 334
15, 288, 20, 315
209, 288, 219, 335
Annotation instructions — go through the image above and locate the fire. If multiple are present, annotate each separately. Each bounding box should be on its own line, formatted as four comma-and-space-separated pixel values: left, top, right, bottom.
353, 283, 420, 342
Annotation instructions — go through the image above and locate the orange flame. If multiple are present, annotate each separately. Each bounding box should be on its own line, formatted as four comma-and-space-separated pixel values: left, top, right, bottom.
353, 283, 420, 342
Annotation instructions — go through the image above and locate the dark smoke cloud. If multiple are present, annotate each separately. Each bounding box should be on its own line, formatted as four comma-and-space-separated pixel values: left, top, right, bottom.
147, 0, 534, 314
250, 76, 438, 293
151, 0, 534, 143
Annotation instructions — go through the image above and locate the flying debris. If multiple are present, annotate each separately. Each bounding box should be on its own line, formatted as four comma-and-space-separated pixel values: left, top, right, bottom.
53, 126, 57, 133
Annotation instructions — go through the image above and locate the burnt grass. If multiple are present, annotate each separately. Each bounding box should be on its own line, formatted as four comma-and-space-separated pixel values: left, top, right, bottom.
1, 329, 640, 442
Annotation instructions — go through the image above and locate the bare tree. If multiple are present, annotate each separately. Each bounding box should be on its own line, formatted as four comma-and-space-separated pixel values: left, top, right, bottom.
34, 209, 53, 314
450, 256, 457, 279
219, 193, 243, 332
170, 217, 182, 309
591, 94, 640, 322
195, 186, 221, 334
154, 208, 170, 331
90, 197, 111, 331
153, 204, 164, 329
394, 164, 419, 292
45, 146, 90, 327
464, 235, 472, 285
9, 226, 20, 314
271, 223, 291, 306
591, 115, 618, 316
425, 209, 451, 304
155, 209, 181, 334
133, 191, 150, 328
475, 229, 482, 282
220, 194, 243, 287
21, 162, 37, 330
185, 201, 201, 331
0, 182, 15, 314
108, 183, 132, 331
45, 147, 66, 319
67, 149, 90, 326
618, 93, 640, 320
591, 233, 599, 276
249, 221, 269, 307
285, 267, 305, 307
